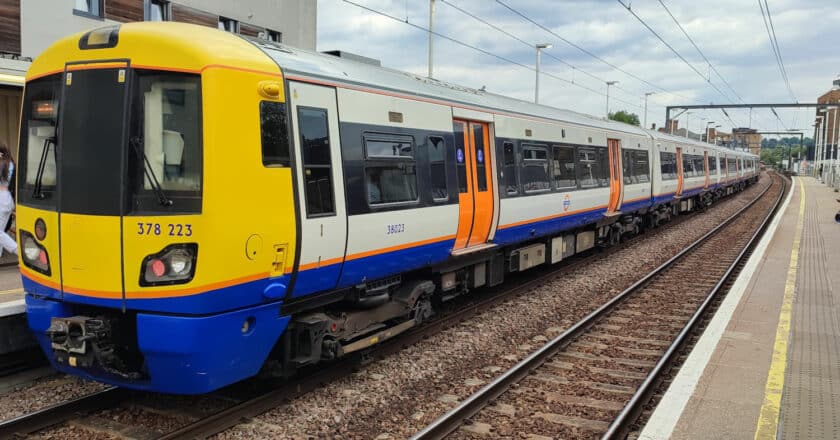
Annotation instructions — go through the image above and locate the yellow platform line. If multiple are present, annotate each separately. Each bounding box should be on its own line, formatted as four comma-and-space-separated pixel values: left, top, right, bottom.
0, 287, 22, 295
754, 177, 805, 439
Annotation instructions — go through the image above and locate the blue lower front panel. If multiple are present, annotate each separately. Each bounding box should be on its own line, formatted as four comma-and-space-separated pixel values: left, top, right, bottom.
26, 294, 290, 394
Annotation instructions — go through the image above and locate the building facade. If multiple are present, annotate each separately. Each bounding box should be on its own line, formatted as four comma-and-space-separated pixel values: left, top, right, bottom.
814, 79, 840, 165
0, 0, 317, 149
732, 128, 761, 155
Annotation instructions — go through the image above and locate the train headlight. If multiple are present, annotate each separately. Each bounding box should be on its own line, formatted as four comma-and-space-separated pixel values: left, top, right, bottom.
20, 230, 51, 275
140, 244, 197, 286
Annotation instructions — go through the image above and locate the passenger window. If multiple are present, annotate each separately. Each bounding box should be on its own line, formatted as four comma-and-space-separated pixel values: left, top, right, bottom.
659, 151, 678, 180
597, 147, 610, 187
682, 154, 695, 177
454, 122, 468, 194
502, 141, 518, 196
364, 134, 418, 206
260, 101, 290, 166
428, 136, 448, 202
633, 150, 650, 183
578, 147, 603, 189
521, 145, 550, 193
298, 107, 334, 216
552, 145, 576, 190
473, 124, 488, 192
708, 155, 717, 172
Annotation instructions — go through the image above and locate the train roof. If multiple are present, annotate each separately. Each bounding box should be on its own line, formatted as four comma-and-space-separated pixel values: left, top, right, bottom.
251, 39, 652, 135
253, 39, 756, 158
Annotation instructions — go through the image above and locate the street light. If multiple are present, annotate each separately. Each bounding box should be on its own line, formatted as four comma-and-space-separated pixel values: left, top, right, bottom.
644, 92, 655, 129
428, 0, 435, 78
706, 121, 716, 144
534, 43, 552, 104
606, 81, 618, 117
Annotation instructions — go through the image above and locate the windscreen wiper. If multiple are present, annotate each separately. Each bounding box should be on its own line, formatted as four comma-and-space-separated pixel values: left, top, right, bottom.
130, 136, 173, 207
32, 136, 56, 199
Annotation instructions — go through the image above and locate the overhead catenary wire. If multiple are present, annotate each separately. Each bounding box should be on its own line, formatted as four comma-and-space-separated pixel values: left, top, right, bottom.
495, 0, 696, 104
758, 0, 797, 102
338, 0, 645, 110
657, 0, 744, 104
437, 0, 643, 102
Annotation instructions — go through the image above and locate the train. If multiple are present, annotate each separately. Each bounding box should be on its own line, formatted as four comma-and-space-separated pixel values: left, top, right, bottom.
18, 23, 758, 394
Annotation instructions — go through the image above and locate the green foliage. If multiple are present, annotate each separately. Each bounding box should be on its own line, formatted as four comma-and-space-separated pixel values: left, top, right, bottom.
761, 136, 814, 149
608, 110, 640, 126
760, 145, 806, 166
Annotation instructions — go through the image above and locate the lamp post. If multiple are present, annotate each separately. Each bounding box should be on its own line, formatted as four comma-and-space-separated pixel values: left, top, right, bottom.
816, 114, 825, 179
428, 0, 435, 78
605, 80, 618, 117
644, 92, 654, 129
706, 121, 715, 144
534, 43, 552, 104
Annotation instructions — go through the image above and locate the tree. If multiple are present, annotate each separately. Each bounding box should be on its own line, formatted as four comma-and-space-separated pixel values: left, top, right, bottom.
608, 110, 640, 126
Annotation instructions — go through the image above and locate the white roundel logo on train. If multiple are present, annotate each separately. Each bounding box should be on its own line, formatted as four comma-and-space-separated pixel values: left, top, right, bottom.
476, 149, 484, 163
563, 194, 571, 212
456, 148, 465, 163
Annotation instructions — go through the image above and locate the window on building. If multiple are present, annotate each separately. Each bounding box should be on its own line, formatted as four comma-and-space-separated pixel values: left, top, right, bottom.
502, 141, 518, 195
660, 151, 678, 180
298, 107, 334, 216
364, 134, 418, 206
260, 101, 289, 166
74, 0, 103, 17
521, 144, 550, 193
218, 17, 238, 33
552, 145, 576, 190
428, 136, 448, 202
146, 0, 169, 21
578, 147, 608, 188
267, 30, 282, 42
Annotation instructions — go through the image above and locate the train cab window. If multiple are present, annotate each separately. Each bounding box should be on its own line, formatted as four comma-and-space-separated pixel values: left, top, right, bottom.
578, 147, 607, 189
260, 101, 290, 166
502, 141, 518, 196
660, 151, 678, 180
428, 136, 448, 202
552, 145, 576, 190
364, 134, 418, 206
521, 144, 550, 193
298, 107, 335, 216
17, 74, 61, 207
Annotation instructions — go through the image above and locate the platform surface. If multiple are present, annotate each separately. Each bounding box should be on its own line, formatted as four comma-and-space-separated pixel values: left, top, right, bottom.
0, 263, 22, 314
639, 176, 840, 440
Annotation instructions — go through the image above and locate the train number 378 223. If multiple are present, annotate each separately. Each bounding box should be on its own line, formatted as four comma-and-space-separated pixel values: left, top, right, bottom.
137, 223, 193, 237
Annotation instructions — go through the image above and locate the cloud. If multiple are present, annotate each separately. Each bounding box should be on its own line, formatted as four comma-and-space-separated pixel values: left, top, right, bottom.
316, 0, 839, 134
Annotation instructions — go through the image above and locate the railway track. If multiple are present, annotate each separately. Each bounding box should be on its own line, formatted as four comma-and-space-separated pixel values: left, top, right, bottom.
0, 177, 775, 439
412, 173, 786, 440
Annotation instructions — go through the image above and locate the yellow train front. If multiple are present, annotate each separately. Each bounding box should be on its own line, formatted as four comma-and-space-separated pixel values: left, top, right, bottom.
19, 23, 298, 393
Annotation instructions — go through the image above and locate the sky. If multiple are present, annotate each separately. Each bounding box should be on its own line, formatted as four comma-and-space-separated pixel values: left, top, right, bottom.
315, 0, 840, 138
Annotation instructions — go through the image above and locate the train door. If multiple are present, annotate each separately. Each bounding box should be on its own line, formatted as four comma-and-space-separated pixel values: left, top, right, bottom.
452, 120, 495, 252
703, 151, 710, 190
724, 153, 729, 183
606, 138, 623, 214
675, 147, 684, 197
288, 81, 348, 296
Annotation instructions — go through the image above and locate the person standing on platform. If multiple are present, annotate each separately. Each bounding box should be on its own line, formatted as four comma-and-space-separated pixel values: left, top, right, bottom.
0, 144, 16, 255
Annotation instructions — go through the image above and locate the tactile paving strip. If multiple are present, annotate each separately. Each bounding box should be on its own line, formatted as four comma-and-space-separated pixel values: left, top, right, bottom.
779, 180, 840, 440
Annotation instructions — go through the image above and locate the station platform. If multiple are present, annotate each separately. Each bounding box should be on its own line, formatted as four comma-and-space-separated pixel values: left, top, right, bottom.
639, 176, 840, 440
